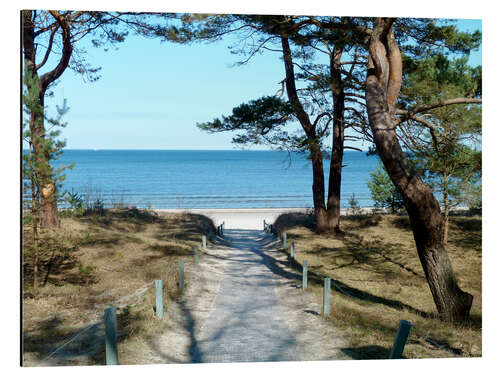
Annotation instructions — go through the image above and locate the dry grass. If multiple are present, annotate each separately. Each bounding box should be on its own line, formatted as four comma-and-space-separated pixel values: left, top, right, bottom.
273, 212, 482, 359
22, 208, 215, 366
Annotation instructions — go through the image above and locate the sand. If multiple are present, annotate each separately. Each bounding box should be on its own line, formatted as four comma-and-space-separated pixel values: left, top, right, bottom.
155, 207, 375, 230
155, 208, 307, 229
133, 228, 347, 364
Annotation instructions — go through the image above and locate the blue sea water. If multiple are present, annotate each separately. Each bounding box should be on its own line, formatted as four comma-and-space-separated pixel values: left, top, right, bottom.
51, 150, 382, 209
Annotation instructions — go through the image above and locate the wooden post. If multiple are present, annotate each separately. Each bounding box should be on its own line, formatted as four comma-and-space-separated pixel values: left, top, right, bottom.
194, 245, 199, 265
323, 277, 331, 316
282, 232, 287, 249
104, 307, 118, 365
202, 235, 207, 250
155, 280, 163, 319
290, 242, 295, 259
302, 260, 308, 289
389, 320, 412, 359
178, 260, 184, 291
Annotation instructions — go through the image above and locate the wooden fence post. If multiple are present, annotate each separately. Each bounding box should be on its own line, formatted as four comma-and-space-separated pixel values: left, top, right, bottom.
290, 242, 295, 260
302, 260, 308, 290
202, 235, 207, 250
389, 320, 412, 359
282, 232, 287, 249
178, 260, 184, 291
323, 277, 331, 316
155, 280, 163, 319
104, 307, 118, 365
194, 245, 199, 265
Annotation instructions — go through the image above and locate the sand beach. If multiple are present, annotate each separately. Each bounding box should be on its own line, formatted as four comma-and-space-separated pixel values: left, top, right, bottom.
155, 207, 378, 229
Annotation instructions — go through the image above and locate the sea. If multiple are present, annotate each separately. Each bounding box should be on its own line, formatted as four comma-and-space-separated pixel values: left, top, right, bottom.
49, 149, 382, 209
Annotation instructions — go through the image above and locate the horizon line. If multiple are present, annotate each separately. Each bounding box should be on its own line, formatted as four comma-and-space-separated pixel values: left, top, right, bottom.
56, 148, 370, 152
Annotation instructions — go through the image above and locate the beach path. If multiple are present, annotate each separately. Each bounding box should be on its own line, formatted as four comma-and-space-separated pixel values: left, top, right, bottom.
143, 227, 347, 364
190, 229, 299, 362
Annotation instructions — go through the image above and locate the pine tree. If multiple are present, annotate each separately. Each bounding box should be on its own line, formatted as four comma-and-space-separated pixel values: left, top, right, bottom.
22, 65, 71, 293
367, 165, 404, 213
365, 18, 481, 321
399, 54, 481, 246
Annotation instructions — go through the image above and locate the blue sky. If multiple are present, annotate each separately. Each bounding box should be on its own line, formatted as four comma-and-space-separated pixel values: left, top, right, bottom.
40, 17, 482, 151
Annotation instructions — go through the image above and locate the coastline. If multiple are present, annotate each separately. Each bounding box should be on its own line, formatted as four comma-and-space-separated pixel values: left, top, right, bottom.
154, 206, 472, 230
155, 207, 376, 229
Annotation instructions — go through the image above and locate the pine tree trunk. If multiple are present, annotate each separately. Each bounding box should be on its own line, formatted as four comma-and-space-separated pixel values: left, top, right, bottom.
23, 10, 61, 229
30, 94, 60, 228
310, 143, 329, 233
326, 104, 344, 233
326, 47, 345, 233
365, 18, 472, 322
28, 144, 40, 294
280, 34, 329, 233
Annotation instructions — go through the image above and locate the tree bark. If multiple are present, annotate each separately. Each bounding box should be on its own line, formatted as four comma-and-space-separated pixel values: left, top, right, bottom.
22, 10, 73, 228
326, 46, 345, 233
280, 34, 329, 233
310, 143, 329, 233
365, 18, 472, 321
30, 93, 60, 228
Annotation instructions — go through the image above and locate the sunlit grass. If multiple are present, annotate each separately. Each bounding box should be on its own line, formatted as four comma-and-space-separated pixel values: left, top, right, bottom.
274, 212, 482, 359
22, 208, 215, 366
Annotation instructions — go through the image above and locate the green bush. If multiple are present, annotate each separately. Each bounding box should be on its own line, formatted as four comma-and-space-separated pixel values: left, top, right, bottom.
348, 193, 362, 215
367, 165, 404, 213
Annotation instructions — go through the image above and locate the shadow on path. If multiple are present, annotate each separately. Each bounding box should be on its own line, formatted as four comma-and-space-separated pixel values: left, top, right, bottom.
226, 229, 434, 319
188, 229, 299, 363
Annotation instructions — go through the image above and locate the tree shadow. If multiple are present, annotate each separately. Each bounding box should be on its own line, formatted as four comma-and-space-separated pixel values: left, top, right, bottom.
23, 304, 161, 366
347, 214, 383, 228
449, 217, 482, 249
390, 216, 412, 230
341, 345, 394, 360
23, 316, 105, 366
246, 230, 435, 319
153, 213, 216, 243
273, 212, 315, 233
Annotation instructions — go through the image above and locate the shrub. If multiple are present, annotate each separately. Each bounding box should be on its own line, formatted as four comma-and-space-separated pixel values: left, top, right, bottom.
348, 193, 362, 215
367, 165, 404, 213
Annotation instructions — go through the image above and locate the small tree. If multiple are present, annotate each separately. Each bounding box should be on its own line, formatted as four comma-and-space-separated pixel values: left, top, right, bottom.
348, 193, 362, 215
22, 66, 71, 293
367, 165, 404, 213
398, 54, 482, 246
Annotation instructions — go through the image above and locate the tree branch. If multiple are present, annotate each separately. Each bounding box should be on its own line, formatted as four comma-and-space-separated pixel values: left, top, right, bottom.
35, 25, 59, 71
395, 98, 483, 125
39, 11, 73, 92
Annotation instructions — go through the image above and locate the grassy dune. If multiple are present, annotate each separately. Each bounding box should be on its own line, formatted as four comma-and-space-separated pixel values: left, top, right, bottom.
273, 212, 482, 359
22, 208, 215, 366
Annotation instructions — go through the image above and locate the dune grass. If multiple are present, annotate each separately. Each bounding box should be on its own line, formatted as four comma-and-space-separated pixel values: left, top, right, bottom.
273, 212, 482, 359
22, 208, 215, 366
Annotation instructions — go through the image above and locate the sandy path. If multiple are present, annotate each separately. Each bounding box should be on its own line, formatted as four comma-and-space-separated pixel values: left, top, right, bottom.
191, 229, 299, 362
140, 229, 348, 363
